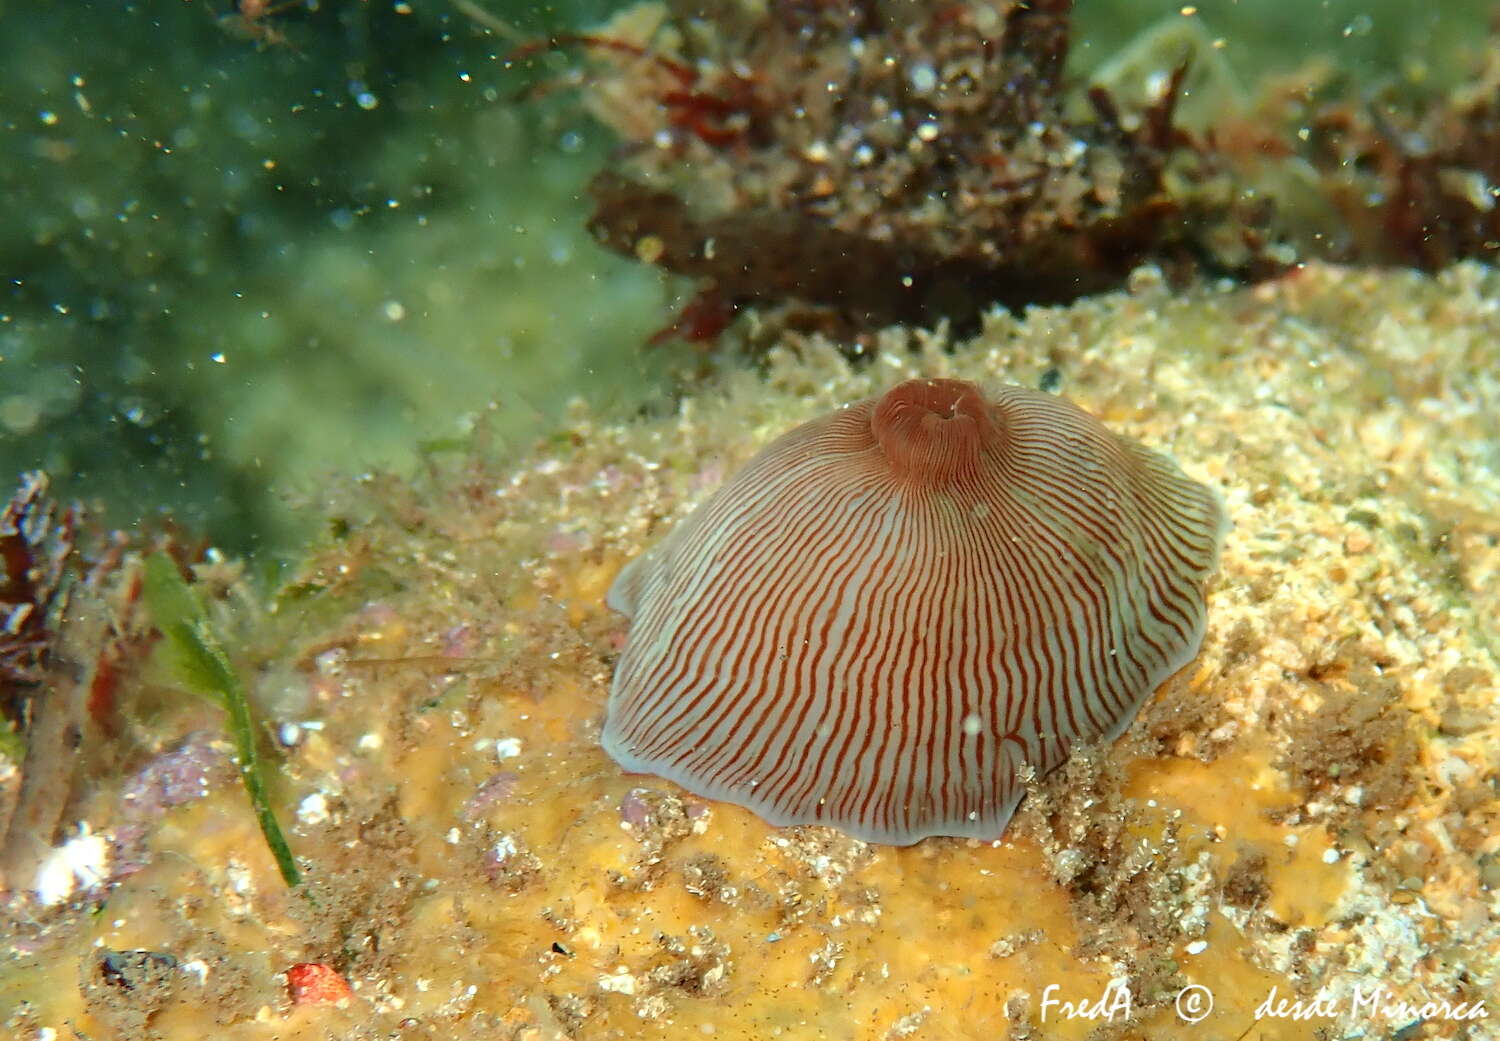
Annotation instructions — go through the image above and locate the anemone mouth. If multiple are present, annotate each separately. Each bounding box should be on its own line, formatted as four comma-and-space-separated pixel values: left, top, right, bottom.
870, 378, 999, 486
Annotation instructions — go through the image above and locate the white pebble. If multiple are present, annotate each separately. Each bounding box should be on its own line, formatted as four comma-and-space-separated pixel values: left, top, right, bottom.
599, 971, 636, 995
297, 792, 331, 826
33, 828, 111, 907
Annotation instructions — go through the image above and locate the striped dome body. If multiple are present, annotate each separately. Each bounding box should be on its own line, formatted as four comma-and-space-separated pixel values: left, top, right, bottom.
605, 379, 1227, 845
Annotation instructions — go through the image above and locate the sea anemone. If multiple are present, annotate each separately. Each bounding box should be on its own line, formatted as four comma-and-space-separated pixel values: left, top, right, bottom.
605, 379, 1227, 844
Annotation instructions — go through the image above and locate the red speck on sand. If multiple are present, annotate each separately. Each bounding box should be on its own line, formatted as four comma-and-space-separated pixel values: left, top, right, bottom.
287, 962, 353, 1005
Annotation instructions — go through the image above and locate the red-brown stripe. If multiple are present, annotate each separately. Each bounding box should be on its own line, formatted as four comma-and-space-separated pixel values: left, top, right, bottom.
605, 378, 1227, 844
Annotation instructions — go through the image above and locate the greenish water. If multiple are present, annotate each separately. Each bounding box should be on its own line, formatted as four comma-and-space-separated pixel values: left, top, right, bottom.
1, 0, 684, 553
0, 0, 1491, 555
